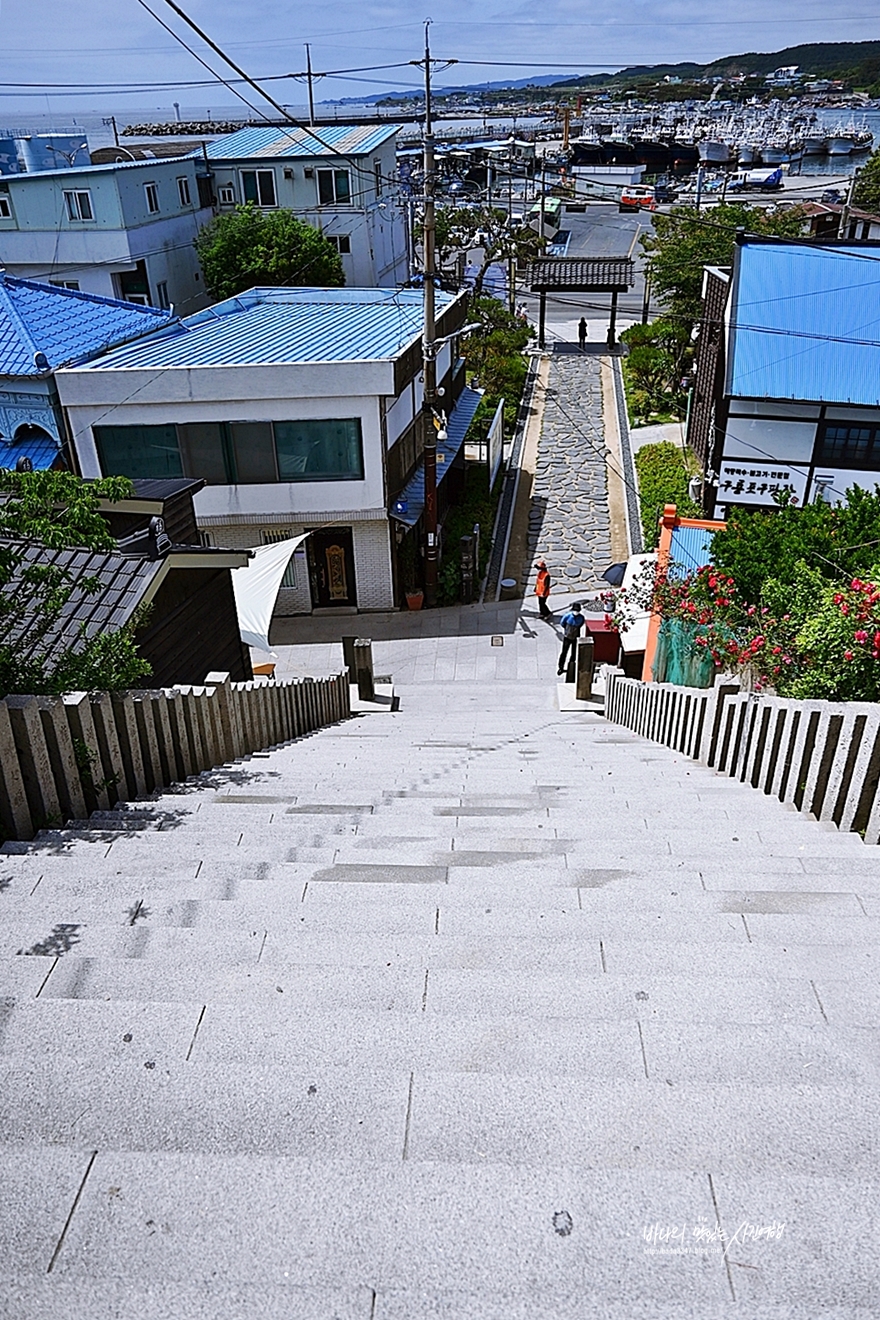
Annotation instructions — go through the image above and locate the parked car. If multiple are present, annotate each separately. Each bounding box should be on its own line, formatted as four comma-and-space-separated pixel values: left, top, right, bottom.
619, 186, 657, 213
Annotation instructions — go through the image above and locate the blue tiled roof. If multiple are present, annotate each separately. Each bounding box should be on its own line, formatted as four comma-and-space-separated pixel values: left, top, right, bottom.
0, 275, 176, 377
200, 123, 401, 160
0, 431, 61, 471
81, 287, 461, 370
391, 387, 483, 527
728, 240, 880, 405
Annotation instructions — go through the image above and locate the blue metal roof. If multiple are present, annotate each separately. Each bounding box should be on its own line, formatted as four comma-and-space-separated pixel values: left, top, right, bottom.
0, 275, 175, 377
729, 240, 880, 405
668, 524, 715, 575
82, 287, 460, 370
391, 387, 483, 527
200, 123, 401, 161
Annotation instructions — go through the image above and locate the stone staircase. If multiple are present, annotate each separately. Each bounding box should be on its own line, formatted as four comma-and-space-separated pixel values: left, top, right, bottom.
1, 673, 878, 1318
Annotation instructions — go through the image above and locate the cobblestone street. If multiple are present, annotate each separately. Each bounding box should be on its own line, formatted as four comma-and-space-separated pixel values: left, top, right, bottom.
523, 349, 614, 604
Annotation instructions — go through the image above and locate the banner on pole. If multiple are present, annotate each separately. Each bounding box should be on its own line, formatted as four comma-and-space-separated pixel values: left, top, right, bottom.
488, 397, 505, 490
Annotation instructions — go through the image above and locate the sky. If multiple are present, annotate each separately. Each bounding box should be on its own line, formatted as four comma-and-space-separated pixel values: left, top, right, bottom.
1, 0, 878, 117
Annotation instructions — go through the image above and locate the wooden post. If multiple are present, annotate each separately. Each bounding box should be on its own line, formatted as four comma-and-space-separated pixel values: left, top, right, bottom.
607, 289, 619, 346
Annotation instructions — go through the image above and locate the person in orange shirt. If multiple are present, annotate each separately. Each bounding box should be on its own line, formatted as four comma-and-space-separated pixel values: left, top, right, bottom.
534, 559, 552, 619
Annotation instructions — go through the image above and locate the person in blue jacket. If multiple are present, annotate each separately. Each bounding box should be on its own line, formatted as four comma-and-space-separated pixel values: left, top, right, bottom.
557, 602, 586, 676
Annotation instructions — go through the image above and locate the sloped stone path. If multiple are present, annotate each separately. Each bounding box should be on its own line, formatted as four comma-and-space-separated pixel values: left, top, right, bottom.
525, 351, 613, 602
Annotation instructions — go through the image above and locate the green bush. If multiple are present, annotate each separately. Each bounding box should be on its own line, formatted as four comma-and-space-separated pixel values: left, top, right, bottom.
437, 463, 502, 606
634, 441, 701, 548
711, 485, 880, 607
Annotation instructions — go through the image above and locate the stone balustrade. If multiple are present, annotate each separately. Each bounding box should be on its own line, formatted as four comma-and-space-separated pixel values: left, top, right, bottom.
0, 671, 350, 842
605, 672, 880, 844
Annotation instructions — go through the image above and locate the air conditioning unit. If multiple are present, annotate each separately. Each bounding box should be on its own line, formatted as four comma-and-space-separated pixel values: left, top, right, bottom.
303, 167, 314, 178
283, 168, 294, 179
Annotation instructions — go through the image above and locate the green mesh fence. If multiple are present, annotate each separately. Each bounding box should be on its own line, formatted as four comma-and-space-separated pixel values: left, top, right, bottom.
652, 617, 717, 688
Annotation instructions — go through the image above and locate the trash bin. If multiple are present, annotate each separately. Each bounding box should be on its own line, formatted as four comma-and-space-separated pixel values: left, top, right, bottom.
500, 578, 518, 600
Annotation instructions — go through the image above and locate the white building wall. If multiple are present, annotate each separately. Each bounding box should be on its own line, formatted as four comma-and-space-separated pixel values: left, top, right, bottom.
204, 516, 394, 613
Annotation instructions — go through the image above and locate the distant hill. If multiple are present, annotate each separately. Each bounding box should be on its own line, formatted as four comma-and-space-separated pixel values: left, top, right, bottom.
326, 39, 880, 107
552, 40, 880, 89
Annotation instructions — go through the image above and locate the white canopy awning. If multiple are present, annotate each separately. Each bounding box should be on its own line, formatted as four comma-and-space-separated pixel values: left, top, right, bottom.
231, 534, 309, 654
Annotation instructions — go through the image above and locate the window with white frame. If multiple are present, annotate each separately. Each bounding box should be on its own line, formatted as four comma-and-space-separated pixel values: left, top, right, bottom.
217, 184, 235, 205
326, 234, 351, 254
0, 195, 11, 219
177, 176, 191, 207
241, 169, 276, 207
156, 281, 170, 309
63, 190, 93, 221
49, 279, 80, 290
261, 528, 298, 587
144, 182, 159, 214
317, 169, 351, 205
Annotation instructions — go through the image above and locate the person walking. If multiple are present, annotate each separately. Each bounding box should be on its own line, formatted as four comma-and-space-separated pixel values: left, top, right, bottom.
534, 560, 552, 619
578, 317, 588, 351
557, 602, 586, 676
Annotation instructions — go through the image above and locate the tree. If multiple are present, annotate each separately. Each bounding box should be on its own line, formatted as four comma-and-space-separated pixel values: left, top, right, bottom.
193, 204, 344, 301
854, 148, 880, 216
710, 485, 880, 607
0, 470, 151, 698
620, 318, 692, 424
419, 205, 546, 295
640, 202, 807, 333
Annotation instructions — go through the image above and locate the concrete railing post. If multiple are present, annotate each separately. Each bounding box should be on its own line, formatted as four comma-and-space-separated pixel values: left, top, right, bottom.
37, 696, 88, 823
5, 695, 62, 832
205, 672, 236, 763
165, 689, 192, 780
111, 692, 148, 801
63, 692, 111, 814
131, 692, 163, 794
88, 693, 125, 808
0, 700, 33, 840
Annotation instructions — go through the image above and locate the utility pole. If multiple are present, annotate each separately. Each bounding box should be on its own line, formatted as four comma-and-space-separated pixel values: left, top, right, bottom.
419, 21, 439, 608
507, 138, 515, 314
304, 44, 316, 126
841, 167, 861, 239
409, 28, 458, 608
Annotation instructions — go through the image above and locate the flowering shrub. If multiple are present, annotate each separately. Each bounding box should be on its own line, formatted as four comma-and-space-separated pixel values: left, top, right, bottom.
608, 557, 880, 698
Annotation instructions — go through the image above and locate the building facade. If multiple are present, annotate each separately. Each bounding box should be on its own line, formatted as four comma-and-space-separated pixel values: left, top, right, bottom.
56, 287, 476, 616
687, 237, 880, 517
198, 124, 408, 288
0, 157, 215, 314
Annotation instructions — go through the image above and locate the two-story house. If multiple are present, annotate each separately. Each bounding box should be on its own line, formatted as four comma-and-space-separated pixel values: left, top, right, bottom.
55, 286, 479, 616
0, 157, 215, 314
199, 124, 408, 288
687, 235, 880, 517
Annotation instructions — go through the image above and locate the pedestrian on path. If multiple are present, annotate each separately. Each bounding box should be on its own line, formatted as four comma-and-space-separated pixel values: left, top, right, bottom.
534, 560, 552, 618
557, 602, 586, 675
578, 317, 587, 351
